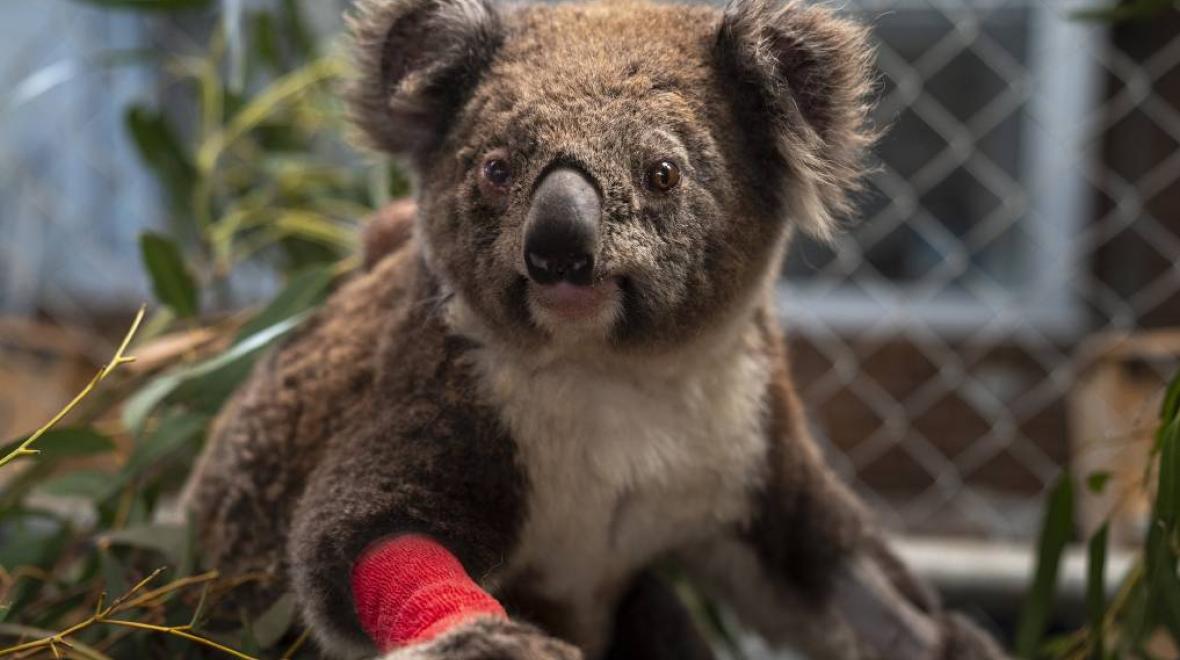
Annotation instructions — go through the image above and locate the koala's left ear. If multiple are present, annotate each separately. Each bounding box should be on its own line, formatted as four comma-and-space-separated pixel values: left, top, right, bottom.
347, 0, 504, 159
716, 0, 877, 239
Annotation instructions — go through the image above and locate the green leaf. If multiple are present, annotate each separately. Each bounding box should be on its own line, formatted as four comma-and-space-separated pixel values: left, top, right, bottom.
1087, 471, 1113, 494
271, 212, 357, 251
140, 232, 199, 318
118, 411, 208, 485
1039, 635, 1081, 658
235, 264, 334, 341
1086, 523, 1108, 660
1145, 522, 1180, 643
1157, 416, 1179, 529
1017, 475, 1075, 658
0, 428, 115, 464
1144, 383, 1180, 647
279, 0, 317, 60
1073, 0, 1175, 23
0, 512, 71, 623
122, 311, 310, 430
190, 581, 213, 628
125, 106, 196, 220
0, 511, 68, 571
250, 11, 284, 73
99, 523, 190, 565
1116, 583, 1152, 656
36, 469, 114, 499
99, 547, 127, 601
1162, 368, 1180, 427
0, 460, 58, 511
251, 593, 296, 648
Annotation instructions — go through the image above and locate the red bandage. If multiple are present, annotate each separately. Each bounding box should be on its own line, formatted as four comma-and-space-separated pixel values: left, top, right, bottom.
350, 534, 507, 651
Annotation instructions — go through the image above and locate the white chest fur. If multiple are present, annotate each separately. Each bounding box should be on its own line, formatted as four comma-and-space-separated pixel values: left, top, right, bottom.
464, 325, 772, 652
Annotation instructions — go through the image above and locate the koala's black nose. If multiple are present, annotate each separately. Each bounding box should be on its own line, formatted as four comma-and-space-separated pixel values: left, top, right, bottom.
524, 167, 601, 286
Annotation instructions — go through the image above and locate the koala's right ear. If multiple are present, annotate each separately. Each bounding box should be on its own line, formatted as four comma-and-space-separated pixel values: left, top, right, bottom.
715, 0, 876, 240
347, 0, 504, 157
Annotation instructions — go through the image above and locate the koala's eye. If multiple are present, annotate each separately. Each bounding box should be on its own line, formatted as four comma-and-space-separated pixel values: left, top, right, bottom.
482, 157, 512, 188
646, 160, 681, 192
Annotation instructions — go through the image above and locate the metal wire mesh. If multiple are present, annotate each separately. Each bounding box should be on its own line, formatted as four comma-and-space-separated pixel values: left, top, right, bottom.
784, 0, 1180, 540
1, 0, 1178, 544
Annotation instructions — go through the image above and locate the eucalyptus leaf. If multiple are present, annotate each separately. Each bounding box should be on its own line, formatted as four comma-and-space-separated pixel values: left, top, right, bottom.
1157, 417, 1178, 528
0, 460, 58, 512
140, 232, 199, 318
1116, 584, 1153, 655
250, 11, 284, 73
118, 411, 208, 487
122, 311, 311, 431
1086, 523, 1108, 660
0, 513, 70, 625
1073, 0, 1175, 22
1145, 413, 1180, 645
99, 523, 190, 566
99, 547, 127, 600
126, 106, 196, 221
272, 211, 357, 250
234, 264, 334, 341
1086, 471, 1112, 494
0, 428, 115, 464
0, 512, 68, 570
251, 593, 296, 648
1146, 523, 1180, 643
279, 0, 316, 59
36, 470, 114, 500
1163, 369, 1180, 425
1017, 475, 1074, 658
166, 266, 335, 413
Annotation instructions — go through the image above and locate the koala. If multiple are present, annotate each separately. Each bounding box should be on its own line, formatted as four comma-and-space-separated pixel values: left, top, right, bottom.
183, 0, 1009, 658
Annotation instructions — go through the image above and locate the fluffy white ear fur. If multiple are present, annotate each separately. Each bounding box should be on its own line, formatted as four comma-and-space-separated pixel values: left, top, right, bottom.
717, 0, 878, 239
346, 0, 504, 156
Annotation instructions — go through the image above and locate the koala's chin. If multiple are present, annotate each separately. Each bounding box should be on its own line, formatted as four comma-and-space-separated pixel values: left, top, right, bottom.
526, 278, 624, 345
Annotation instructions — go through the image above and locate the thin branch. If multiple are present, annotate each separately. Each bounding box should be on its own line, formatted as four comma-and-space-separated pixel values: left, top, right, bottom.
101, 620, 257, 660
280, 627, 311, 660
0, 306, 146, 470
0, 568, 257, 660
117, 571, 219, 613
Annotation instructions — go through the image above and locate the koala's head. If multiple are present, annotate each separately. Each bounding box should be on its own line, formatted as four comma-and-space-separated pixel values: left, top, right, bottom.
348, 0, 874, 351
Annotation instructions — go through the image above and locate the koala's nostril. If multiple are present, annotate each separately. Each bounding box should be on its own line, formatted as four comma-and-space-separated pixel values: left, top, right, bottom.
525, 246, 594, 286
523, 167, 601, 287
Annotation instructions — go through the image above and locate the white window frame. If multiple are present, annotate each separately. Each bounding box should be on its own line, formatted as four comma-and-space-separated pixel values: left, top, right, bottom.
778, 1, 1106, 341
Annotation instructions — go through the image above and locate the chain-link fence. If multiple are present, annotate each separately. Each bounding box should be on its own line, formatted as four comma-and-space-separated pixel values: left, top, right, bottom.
1, 0, 1178, 549
783, 0, 1180, 544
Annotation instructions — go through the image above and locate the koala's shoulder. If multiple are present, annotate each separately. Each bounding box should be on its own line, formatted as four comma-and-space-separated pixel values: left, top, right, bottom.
182, 243, 426, 612
361, 199, 416, 270
277, 238, 417, 397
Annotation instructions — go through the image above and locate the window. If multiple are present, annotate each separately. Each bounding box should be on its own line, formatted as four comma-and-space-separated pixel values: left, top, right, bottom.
781, 1, 1103, 340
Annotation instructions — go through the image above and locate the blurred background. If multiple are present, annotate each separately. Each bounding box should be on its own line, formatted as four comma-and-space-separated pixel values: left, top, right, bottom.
1, 0, 1179, 658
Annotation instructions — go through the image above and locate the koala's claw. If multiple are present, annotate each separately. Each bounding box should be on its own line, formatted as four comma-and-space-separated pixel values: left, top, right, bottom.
379, 617, 583, 660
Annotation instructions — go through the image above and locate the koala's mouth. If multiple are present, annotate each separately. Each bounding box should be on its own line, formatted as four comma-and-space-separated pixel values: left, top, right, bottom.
528, 276, 621, 323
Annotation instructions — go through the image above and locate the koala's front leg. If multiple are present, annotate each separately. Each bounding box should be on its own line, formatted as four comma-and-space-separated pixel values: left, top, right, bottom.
289, 420, 581, 660
285, 323, 579, 659
680, 360, 1007, 660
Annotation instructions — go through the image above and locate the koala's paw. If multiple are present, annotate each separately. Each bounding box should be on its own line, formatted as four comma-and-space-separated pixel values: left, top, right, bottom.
379, 617, 583, 660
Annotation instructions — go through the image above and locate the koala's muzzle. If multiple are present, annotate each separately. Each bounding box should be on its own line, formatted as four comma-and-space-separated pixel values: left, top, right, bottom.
524, 168, 601, 286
